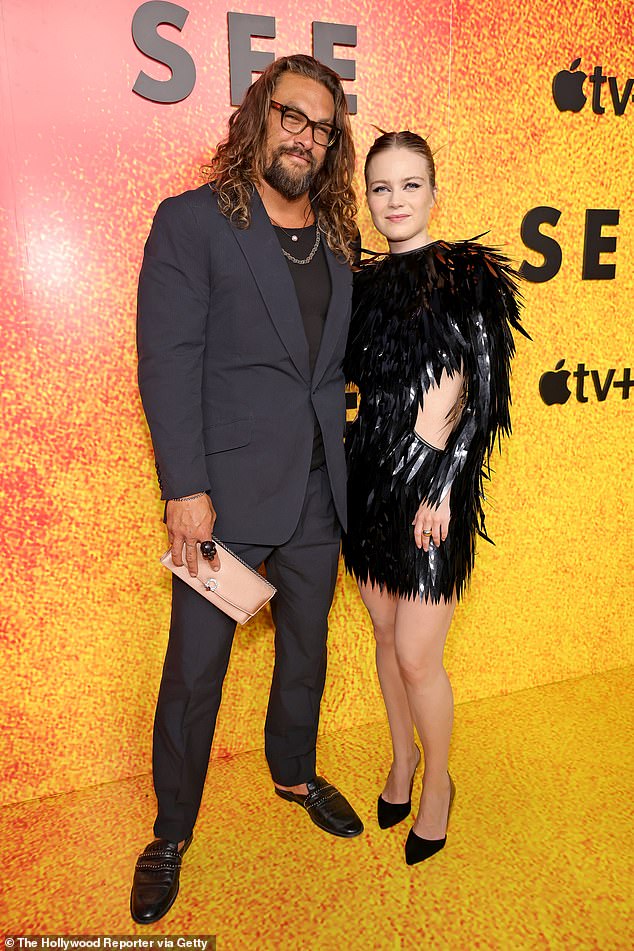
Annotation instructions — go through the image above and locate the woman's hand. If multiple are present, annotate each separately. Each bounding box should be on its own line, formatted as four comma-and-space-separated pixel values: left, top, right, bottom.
412, 492, 451, 552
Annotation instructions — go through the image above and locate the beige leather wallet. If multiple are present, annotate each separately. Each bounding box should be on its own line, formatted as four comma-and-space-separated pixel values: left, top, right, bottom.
160, 540, 276, 625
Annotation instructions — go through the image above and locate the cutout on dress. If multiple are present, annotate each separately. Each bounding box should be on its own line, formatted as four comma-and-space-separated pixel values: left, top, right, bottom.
414, 368, 466, 451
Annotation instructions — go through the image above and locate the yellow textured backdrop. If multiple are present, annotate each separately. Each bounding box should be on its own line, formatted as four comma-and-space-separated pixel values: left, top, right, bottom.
0, 0, 631, 807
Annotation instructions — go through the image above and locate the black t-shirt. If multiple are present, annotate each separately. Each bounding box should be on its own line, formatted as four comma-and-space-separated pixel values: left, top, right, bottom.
274, 224, 331, 468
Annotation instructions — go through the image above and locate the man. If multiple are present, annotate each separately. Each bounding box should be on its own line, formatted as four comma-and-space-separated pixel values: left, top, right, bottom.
131, 54, 362, 924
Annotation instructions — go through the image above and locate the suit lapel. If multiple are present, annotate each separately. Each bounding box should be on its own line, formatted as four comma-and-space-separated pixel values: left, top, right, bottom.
230, 191, 310, 381
312, 240, 352, 388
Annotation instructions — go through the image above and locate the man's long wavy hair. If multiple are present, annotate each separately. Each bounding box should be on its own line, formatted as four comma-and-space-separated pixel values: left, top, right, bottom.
203, 55, 357, 264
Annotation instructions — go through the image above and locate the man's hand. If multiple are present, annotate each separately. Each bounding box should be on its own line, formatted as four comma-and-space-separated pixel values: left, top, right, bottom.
167, 493, 220, 577
412, 492, 451, 553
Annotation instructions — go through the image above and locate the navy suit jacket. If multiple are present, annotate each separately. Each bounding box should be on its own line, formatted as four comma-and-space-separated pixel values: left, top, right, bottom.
137, 184, 352, 544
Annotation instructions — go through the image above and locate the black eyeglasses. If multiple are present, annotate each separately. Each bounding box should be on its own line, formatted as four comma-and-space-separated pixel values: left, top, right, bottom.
270, 100, 340, 148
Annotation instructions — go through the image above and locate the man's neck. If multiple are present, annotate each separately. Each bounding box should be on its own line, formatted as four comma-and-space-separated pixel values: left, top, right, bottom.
256, 181, 315, 228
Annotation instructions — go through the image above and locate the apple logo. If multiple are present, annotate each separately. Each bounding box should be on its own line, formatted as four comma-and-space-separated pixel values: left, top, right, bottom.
539, 360, 571, 405
552, 58, 587, 112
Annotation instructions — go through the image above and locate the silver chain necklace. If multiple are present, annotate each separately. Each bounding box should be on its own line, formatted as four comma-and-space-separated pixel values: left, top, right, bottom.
278, 224, 321, 265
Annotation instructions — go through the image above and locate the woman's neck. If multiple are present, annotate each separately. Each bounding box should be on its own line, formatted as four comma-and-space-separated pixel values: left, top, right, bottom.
388, 231, 433, 254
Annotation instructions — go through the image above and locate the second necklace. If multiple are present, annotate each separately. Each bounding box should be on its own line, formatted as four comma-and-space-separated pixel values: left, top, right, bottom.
275, 223, 321, 266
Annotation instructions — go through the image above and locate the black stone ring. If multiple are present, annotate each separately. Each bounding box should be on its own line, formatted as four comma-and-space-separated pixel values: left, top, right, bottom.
200, 540, 217, 559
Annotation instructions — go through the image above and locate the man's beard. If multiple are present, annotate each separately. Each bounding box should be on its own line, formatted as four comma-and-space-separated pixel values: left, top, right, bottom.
263, 146, 319, 200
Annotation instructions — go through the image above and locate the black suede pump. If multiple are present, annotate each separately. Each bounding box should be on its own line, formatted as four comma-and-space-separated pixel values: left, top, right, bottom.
377, 746, 421, 829
405, 774, 455, 865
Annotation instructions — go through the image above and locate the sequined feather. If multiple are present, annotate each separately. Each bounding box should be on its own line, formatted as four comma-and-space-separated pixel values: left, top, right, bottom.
342, 239, 528, 603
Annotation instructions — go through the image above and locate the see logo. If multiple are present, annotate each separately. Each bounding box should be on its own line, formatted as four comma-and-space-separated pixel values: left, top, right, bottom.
539, 360, 632, 405
552, 59, 633, 115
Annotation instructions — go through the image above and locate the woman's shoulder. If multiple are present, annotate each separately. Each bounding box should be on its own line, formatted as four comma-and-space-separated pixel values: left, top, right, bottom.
352, 236, 521, 304
439, 237, 527, 336
353, 236, 515, 270
433, 236, 520, 283
351, 253, 390, 302
353, 251, 389, 277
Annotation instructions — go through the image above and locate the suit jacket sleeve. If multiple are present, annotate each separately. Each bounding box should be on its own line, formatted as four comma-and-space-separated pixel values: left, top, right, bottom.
137, 195, 211, 500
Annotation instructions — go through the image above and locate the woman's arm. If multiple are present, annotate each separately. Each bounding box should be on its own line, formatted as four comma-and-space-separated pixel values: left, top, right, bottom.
411, 244, 527, 549
414, 367, 465, 451
412, 368, 464, 551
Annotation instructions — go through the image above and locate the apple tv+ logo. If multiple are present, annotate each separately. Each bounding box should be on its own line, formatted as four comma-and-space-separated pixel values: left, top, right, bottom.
552, 59, 633, 115
539, 361, 632, 405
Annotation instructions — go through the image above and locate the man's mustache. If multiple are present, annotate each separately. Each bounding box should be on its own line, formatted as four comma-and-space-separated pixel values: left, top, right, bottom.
277, 146, 316, 168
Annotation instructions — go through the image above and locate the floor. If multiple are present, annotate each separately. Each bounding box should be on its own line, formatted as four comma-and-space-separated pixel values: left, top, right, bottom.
2, 666, 633, 950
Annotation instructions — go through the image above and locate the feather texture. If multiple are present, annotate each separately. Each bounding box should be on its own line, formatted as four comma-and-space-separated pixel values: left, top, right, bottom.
342, 238, 528, 603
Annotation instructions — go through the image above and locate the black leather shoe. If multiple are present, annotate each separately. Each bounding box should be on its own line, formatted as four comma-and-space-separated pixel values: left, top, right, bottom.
405, 775, 456, 866
275, 777, 364, 838
130, 834, 193, 924
377, 745, 421, 829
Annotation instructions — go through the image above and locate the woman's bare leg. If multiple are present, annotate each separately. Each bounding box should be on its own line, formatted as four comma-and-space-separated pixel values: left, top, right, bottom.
394, 593, 456, 838
358, 581, 420, 802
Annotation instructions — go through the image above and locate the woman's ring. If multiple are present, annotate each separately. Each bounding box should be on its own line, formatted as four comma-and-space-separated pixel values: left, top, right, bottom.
422, 529, 433, 536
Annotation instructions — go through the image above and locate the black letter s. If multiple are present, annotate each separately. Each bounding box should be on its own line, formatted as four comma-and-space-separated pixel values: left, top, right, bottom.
519, 206, 563, 283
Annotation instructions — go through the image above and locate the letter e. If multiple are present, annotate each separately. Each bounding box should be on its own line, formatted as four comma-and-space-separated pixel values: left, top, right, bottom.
228, 12, 275, 106
312, 22, 357, 113
582, 209, 619, 280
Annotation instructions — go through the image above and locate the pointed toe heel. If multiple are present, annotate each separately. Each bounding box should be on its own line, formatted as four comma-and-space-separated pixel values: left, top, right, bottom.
378, 795, 411, 829
405, 774, 455, 866
405, 827, 447, 864
377, 745, 421, 830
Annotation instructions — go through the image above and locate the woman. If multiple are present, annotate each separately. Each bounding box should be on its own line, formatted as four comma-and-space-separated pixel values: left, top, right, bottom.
343, 132, 527, 865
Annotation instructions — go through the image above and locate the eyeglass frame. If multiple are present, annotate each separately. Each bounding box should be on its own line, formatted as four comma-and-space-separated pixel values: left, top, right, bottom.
269, 100, 340, 148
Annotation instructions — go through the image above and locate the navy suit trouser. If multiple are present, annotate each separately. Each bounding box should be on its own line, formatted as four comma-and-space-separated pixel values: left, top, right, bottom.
152, 465, 341, 842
